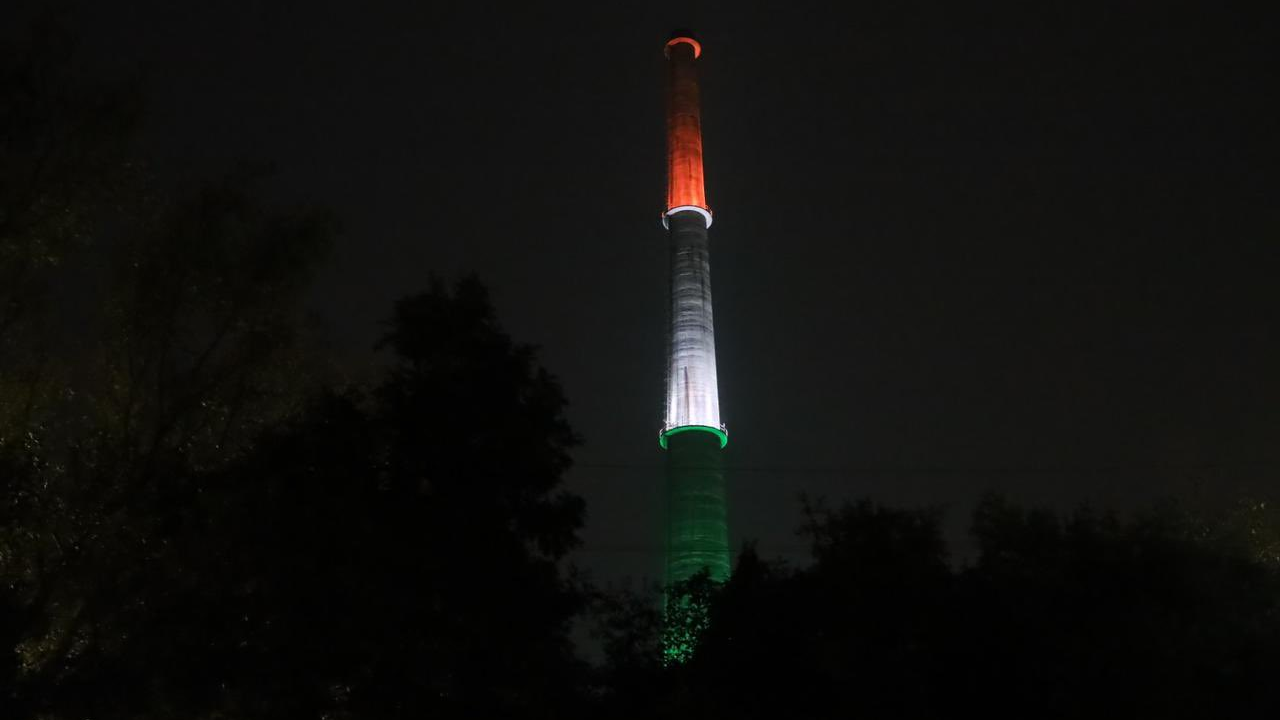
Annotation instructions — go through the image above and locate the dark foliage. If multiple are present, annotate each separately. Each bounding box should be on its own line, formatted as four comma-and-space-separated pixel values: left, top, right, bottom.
2, 279, 587, 719
599, 495, 1280, 720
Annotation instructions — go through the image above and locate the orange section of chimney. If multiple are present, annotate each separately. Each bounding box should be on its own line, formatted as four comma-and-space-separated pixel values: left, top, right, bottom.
665, 38, 707, 214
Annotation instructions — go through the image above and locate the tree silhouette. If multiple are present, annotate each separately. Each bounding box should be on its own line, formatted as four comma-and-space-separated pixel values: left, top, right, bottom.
599, 495, 1280, 720
0, 172, 336, 714
950, 494, 1280, 719
2, 278, 588, 719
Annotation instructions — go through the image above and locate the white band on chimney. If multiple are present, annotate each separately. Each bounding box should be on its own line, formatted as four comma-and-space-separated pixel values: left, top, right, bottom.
662, 205, 714, 229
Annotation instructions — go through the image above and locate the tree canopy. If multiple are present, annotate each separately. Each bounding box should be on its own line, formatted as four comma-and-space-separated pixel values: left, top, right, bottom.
2, 278, 588, 719
603, 496, 1280, 720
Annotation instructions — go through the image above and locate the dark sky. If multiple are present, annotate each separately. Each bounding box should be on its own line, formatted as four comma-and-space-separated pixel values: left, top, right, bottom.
21, 2, 1280, 581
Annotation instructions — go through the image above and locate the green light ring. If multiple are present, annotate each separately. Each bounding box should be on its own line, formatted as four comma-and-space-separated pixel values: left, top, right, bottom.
659, 424, 728, 450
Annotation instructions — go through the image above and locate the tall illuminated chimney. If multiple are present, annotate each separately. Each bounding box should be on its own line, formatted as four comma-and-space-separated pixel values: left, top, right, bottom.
660, 31, 730, 661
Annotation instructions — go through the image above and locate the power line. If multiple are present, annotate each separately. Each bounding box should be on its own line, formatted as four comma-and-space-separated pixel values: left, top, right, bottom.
571, 460, 1280, 476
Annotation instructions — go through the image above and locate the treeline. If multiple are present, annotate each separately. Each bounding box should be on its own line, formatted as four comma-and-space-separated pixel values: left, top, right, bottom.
607, 497, 1280, 719
4, 19, 1280, 720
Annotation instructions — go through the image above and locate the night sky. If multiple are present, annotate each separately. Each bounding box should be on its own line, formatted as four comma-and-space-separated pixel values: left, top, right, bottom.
18, 2, 1279, 581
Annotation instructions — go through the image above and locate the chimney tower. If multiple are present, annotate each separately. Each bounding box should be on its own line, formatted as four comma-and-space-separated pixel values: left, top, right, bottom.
659, 31, 730, 661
